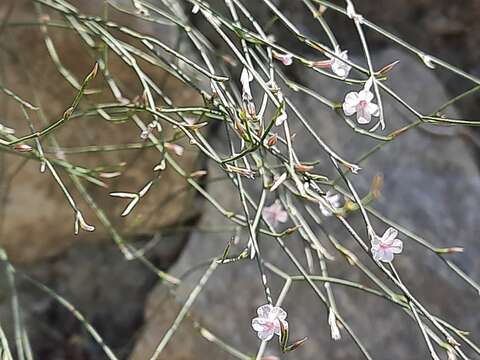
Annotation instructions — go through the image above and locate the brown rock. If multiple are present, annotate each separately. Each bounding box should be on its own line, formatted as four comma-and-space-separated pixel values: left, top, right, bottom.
0, 0, 201, 263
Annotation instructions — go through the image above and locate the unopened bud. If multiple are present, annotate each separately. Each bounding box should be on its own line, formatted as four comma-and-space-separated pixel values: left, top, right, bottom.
226, 165, 255, 179
294, 163, 314, 173
89, 62, 99, 79
190, 170, 208, 178
99, 171, 122, 179
283, 337, 308, 353
266, 133, 278, 147
14, 144, 33, 152
164, 142, 184, 156
63, 106, 74, 119
437, 247, 464, 254
370, 174, 383, 199
311, 59, 333, 69
377, 60, 400, 76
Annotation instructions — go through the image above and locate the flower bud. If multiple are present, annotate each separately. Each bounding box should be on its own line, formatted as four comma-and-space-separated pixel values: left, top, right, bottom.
294, 163, 314, 173
266, 133, 278, 147
14, 144, 33, 152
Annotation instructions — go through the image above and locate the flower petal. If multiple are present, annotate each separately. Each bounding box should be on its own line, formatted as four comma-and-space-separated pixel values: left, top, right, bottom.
358, 89, 374, 102
343, 103, 356, 116
371, 236, 381, 247
252, 318, 269, 331
382, 227, 398, 243
332, 64, 347, 77
258, 329, 275, 341
272, 307, 287, 321
356, 108, 371, 124
391, 239, 403, 254
276, 211, 288, 223
372, 246, 384, 261
344, 92, 359, 107
367, 102, 380, 117
257, 304, 272, 318
381, 251, 394, 263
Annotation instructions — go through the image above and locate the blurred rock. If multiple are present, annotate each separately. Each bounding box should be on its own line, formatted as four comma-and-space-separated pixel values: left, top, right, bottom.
131, 48, 480, 359
0, 0, 201, 263
0, 230, 190, 360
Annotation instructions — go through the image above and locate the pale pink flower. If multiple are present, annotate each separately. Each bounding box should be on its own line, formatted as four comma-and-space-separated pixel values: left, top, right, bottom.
262, 200, 288, 226
252, 304, 288, 341
343, 84, 379, 125
319, 191, 342, 216
273, 51, 293, 66
371, 227, 403, 262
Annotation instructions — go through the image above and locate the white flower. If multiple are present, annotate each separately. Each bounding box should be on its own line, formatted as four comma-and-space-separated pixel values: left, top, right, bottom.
272, 51, 293, 66
371, 227, 403, 262
328, 49, 351, 78
319, 191, 342, 216
262, 200, 288, 226
251, 304, 288, 341
343, 86, 379, 125
240, 67, 253, 101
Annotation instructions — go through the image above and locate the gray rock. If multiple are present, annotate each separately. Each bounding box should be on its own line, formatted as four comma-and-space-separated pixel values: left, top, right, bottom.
0, 232, 189, 359
131, 47, 480, 360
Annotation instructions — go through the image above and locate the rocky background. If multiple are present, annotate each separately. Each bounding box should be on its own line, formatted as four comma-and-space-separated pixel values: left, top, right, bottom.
1, 1, 479, 359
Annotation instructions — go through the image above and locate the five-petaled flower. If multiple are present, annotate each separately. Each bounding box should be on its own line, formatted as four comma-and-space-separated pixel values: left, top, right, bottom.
342, 82, 380, 125
262, 200, 288, 226
252, 304, 288, 341
371, 227, 403, 262
319, 191, 342, 216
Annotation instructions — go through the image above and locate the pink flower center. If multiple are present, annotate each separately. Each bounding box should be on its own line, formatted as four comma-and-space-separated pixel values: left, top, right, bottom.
358, 99, 368, 109
265, 320, 276, 331
379, 241, 390, 249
